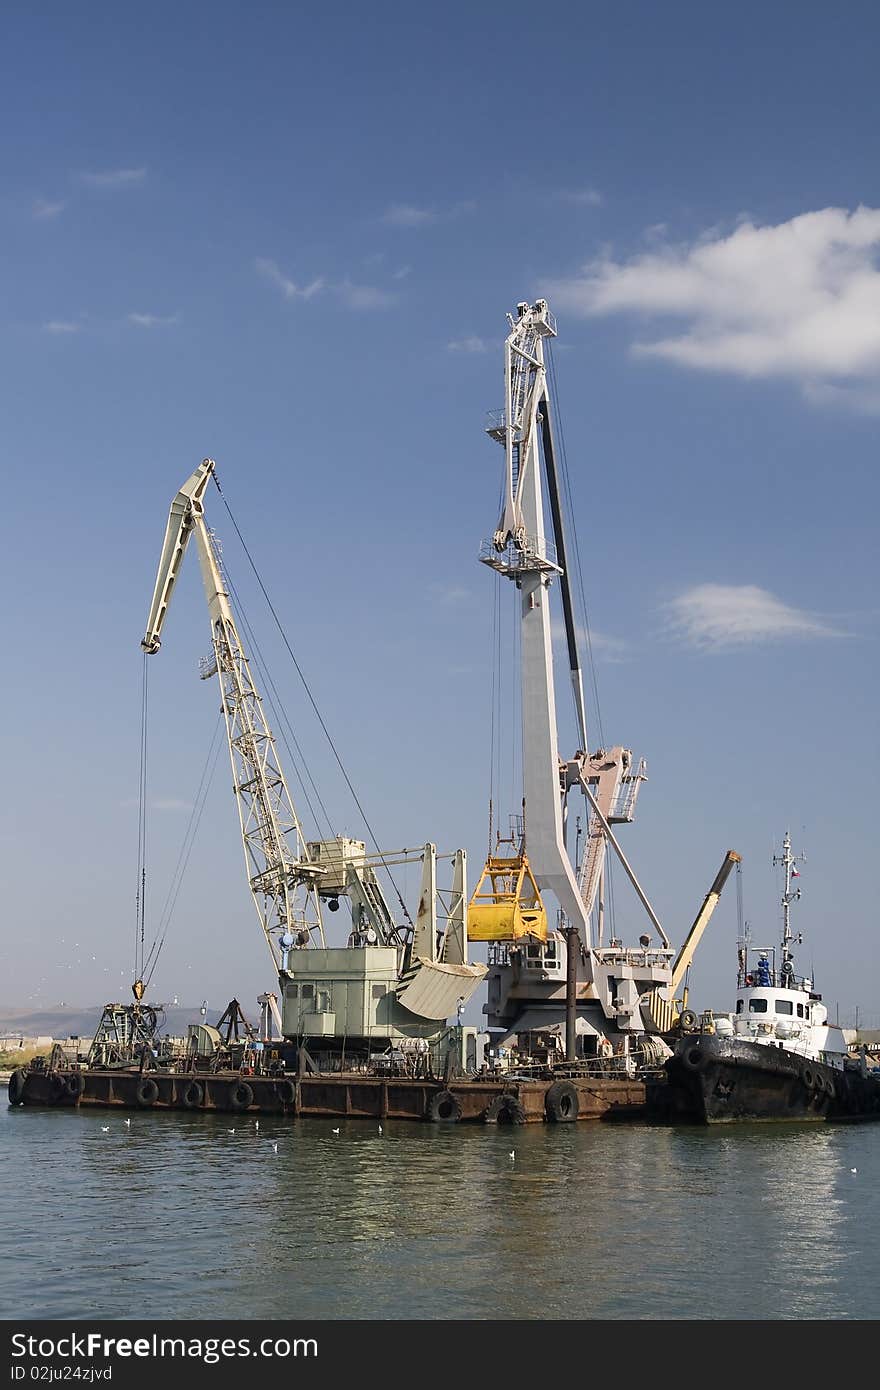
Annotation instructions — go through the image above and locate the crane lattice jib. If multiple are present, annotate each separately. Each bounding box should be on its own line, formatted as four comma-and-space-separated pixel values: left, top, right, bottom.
141, 459, 324, 970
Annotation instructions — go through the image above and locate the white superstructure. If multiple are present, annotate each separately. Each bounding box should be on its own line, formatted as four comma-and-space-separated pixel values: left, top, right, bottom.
719, 833, 848, 1067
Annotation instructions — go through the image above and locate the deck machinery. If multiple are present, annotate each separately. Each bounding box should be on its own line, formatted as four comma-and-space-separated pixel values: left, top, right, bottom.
141, 459, 485, 1068
471, 300, 731, 1064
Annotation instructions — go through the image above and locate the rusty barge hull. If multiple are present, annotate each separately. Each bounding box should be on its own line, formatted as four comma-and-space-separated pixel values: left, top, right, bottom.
8, 1067, 653, 1124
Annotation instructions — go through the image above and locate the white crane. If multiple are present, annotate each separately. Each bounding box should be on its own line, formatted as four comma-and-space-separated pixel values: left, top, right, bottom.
141, 458, 325, 972
477, 301, 675, 1044
140, 460, 486, 1059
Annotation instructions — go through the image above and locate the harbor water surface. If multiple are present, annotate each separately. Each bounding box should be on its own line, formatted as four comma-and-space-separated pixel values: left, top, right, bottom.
3, 1101, 879, 1320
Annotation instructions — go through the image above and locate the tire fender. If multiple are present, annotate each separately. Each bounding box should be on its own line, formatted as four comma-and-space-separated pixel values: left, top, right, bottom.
482, 1093, 527, 1125
681, 1044, 706, 1073
7, 1068, 26, 1106
544, 1080, 579, 1123
136, 1077, 160, 1107
229, 1080, 254, 1112
426, 1089, 462, 1123
182, 1080, 203, 1109
275, 1079, 296, 1106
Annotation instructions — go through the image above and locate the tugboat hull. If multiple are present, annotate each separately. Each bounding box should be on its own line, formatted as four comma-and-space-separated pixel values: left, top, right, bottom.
664, 1034, 880, 1124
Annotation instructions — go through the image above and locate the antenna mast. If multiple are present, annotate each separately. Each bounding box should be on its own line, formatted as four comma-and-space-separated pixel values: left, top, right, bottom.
773, 830, 805, 980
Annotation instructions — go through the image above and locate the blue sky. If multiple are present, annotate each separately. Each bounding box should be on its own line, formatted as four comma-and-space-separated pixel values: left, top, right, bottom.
1, 2, 878, 1027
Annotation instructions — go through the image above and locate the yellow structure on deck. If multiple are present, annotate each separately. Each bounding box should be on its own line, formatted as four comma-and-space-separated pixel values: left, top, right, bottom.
467, 852, 548, 943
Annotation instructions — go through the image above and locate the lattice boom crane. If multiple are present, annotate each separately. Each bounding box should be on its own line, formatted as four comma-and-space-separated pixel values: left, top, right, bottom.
141, 458, 325, 971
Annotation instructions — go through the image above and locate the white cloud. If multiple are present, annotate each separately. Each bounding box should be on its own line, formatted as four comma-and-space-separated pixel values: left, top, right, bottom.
33, 199, 65, 219
557, 187, 604, 207
382, 203, 437, 227
447, 336, 489, 353
553, 619, 628, 663
802, 380, 880, 416
382, 200, 474, 228
256, 260, 393, 310
80, 167, 147, 188
128, 312, 178, 328
545, 207, 880, 398
336, 279, 395, 310
43, 320, 79, 334
255, 258, 325, 300
665, 583, 842, 649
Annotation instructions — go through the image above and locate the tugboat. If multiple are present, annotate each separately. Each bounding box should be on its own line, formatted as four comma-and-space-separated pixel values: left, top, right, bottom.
665, 833, 880, 1123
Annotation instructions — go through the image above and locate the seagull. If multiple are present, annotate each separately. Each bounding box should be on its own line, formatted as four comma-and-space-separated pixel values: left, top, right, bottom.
508, 1150, 515, 1160
124, 1119, 131, 1128
331, 1127, 340, 1135
271, 1141, 278, 1154
378, 1124, 383, 1135
101, 1126, 109, 1133
227, 1128, 235, 1134
255, 1120, 259, 1131
851, 1167, 858, 1173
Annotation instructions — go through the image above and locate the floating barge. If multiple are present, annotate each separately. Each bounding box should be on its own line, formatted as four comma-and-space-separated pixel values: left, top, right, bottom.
8, 1063, 656, 1125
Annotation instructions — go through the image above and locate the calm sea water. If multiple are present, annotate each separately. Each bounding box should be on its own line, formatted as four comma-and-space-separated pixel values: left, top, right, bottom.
3, 1100, 879, 1320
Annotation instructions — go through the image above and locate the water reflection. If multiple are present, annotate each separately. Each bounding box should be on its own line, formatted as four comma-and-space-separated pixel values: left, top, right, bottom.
3, 1106, 878, 1319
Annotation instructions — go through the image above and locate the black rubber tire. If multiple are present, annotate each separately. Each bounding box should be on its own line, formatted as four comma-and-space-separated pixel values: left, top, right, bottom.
229, 1080, 254, 1112
136, 1077, 160, 1107
275, 1079, 296, 1105
7, 1068, 26, 1106
544, 1080, 580, 1123
48, 1072, 67, 1103
681, 1044, 706, 1073
182, 1080, 203, 1109
679, 1009, 698, 1032
66, 1072, 85, 1099
482, 1093, 527, 1125
426, 1089, 462, 1123
802, 1066, 816, 1091
822, 1074, 835, 1098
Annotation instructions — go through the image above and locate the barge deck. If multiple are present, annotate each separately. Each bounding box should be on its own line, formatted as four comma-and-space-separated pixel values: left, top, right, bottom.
8, 1065, 657, 1124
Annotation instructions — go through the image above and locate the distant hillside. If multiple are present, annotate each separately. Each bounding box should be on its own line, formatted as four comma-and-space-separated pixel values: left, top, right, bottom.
0, 1003, 224, 1040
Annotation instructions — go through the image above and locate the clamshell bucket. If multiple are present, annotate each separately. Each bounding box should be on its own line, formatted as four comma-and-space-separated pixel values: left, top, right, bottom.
467, 853, 548, 943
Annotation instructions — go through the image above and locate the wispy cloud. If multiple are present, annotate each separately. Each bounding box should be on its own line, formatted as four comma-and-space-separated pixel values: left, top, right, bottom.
447, 336, 490, 353
336, 279, 395, 310
665, 583, 843, 649
255, 258, 325, 300
556, 187, 604, 207
43, 320, 80, 335
544, 207, 880, 403
381, 199, 475, 228
33, 198, 66, 220
382, 203, 437, 227
128, 312, 179, 328
802, 380, 880, 416
256, 259, 393, 310
553, 619, 628, 663
79, 167, 147, 188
